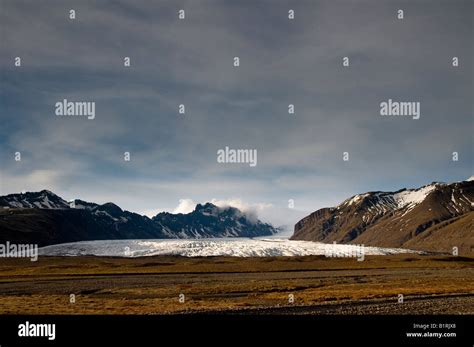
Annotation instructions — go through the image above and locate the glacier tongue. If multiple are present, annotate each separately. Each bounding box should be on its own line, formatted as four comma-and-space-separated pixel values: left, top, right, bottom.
38, 238, 422, 258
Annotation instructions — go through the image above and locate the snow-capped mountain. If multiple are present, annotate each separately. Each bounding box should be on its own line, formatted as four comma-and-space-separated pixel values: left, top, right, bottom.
291, 178, 473, 255
153, 202, 276, 238
0, 191, 278, 246
0, 190, 70, 209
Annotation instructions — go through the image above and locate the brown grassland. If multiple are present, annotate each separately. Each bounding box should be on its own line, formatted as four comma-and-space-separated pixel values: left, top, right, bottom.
0, 254, 472, 315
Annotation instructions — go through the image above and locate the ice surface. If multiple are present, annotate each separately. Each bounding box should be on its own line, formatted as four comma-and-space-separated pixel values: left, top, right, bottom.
38, 238, 422, 258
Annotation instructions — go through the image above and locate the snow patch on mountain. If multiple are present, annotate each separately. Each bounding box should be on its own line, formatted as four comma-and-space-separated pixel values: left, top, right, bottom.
344, 193, 370, 206
341, 184, 441, 214
393, 184, 438, 208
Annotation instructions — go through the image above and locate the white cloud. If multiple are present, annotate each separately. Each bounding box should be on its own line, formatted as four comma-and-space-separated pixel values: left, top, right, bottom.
210, 198, 272, 214
141, 209, 164, 218
167, 197, 274, 224
172, 198, 197, 214
166, 197, 307, 234
210, 198, 273, 224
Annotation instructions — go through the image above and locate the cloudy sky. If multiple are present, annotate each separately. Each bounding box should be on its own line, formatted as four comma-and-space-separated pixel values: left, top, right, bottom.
0, 0, 472, 229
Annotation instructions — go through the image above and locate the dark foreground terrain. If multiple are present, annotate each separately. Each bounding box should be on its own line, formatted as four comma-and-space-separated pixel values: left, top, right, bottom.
0, 255, 472, 314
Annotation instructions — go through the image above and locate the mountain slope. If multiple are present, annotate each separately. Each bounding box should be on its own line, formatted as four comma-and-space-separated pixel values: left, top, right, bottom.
0, 191, 278, 246
291, 179, 473, 254
0, 190, 70, 209
153, 203, 276, 238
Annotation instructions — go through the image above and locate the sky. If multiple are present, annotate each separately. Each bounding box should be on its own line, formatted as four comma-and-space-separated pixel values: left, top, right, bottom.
0, 0, 472, 231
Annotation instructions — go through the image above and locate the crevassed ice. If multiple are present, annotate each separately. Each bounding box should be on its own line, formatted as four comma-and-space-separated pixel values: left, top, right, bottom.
38, 238, 422, 258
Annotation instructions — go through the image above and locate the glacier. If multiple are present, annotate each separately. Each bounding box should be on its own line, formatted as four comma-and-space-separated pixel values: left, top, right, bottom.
38, 238, 423, 258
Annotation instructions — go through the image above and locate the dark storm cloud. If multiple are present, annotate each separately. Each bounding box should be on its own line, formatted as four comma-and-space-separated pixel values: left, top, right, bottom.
0, 0, 472, 221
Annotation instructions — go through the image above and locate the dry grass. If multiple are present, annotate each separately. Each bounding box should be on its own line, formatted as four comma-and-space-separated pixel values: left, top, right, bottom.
0, 255, 472, 314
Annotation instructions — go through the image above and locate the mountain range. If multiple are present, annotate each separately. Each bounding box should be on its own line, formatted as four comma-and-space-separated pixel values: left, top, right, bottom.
1, 177, 472, 254
0, 191, 278, 246
291, 177, 474, 255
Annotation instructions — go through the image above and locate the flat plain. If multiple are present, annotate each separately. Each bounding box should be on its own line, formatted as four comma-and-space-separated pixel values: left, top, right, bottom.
0, 254, 472, 314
